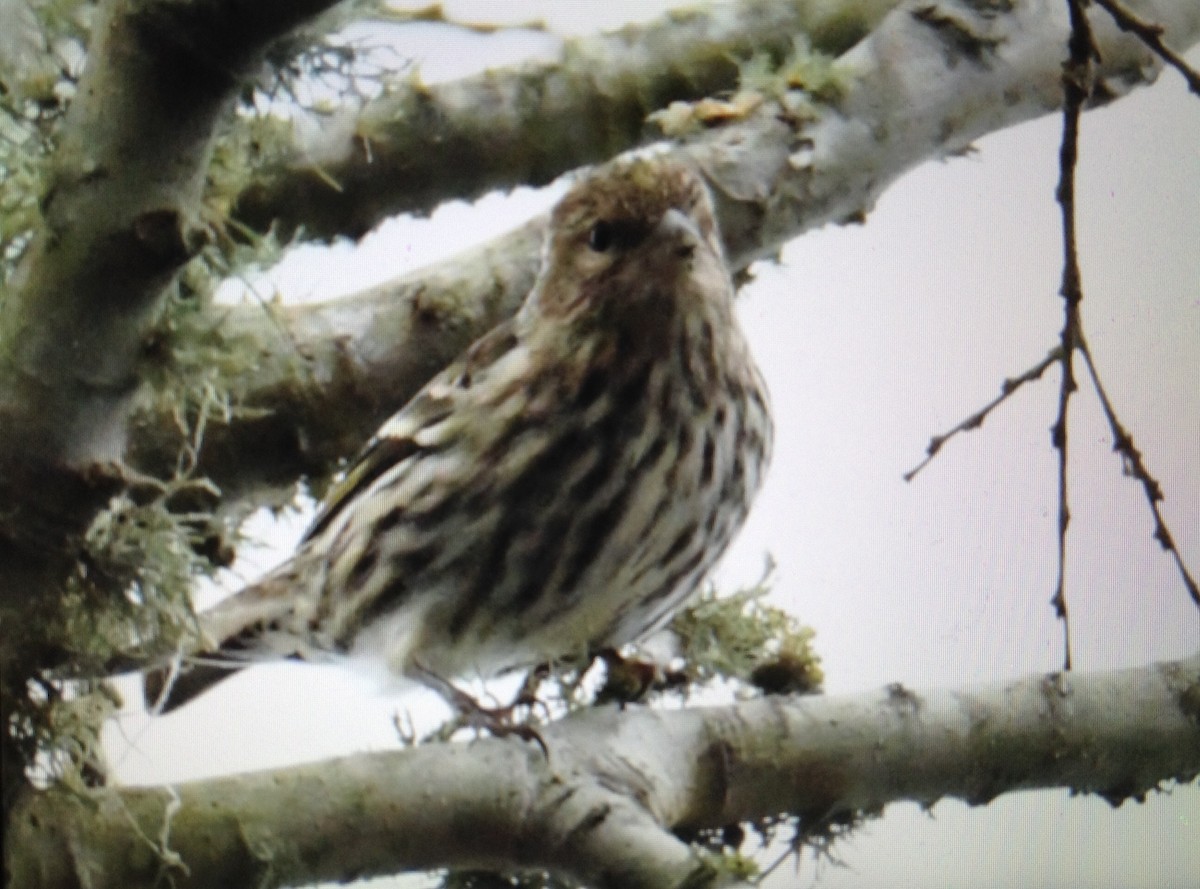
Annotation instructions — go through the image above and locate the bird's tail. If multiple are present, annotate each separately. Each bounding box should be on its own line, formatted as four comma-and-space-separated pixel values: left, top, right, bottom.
143, 558, 308, 713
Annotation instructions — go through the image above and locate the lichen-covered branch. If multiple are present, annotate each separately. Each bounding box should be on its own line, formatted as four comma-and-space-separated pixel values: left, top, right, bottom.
9, 654, 1199, 889
0, 0, 348, 605
0, 0, 348, 824
0, 0, 343, 466
228, 0, 900, 241
131, 0, 1200, 510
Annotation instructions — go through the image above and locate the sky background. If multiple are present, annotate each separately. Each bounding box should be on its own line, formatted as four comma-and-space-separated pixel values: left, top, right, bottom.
102, 3, 1200, 886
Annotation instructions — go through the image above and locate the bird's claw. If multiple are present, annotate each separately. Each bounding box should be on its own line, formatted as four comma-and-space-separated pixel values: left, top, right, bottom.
412, 662, 550, 756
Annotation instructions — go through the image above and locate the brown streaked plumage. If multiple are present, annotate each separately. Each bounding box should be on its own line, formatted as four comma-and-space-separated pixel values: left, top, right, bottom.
146, 156, 773, 712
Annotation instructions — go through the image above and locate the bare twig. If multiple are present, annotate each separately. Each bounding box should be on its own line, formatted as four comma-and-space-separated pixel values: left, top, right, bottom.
906, 0, 1199, 664
903, 347, 1062, 483
1078, 337, 1200, 607
1048, 0, 1102, 671
1093, 0, 1200, 94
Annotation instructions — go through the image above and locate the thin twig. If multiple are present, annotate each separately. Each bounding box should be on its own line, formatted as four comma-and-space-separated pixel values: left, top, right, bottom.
1077, 337, 1200, 607
1093, 0, 1200, 94
903, 0, 1197, 664
903, 347, 1063, 483
1050, 0, 1102, 671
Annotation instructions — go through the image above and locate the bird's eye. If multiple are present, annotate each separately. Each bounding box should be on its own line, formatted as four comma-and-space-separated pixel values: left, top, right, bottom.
588, 220, 614, 253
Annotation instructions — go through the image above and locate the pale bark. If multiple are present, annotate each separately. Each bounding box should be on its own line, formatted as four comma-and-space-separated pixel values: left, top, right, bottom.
126, 0, 1200, 511
231, 0, 901, 240
9, 654, 1199, 889
0, 0, 345, 823
0, 0, 345, 610
0, 0, 343, 464
3, 0, 1199, 885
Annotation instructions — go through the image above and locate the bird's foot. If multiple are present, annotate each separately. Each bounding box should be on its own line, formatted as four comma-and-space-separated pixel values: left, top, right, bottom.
411, 663, 549, 755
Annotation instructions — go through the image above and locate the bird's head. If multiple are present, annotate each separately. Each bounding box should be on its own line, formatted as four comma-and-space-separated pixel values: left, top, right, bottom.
525, 157, 731, 340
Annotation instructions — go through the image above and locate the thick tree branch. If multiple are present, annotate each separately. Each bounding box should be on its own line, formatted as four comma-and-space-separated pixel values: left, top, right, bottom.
0, 0, 346, 599
0, 0, 345, 825
0, 0, 342, 465
130, 0, 1200, 510
230, 0, 901, 241
9, 654, 1199, 889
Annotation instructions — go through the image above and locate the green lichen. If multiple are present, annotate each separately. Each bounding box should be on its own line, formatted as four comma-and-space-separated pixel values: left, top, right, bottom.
70, 478, 231, 655
0, 0, 93, 283
695, 848, 759, 885
650, 34, 845, 138
9, 469, 230, 796
669, 562, 823, 694
14, 174, 295, 798
14, 676, 120, 792
205, 111, 301, 221
739, 35, 845, 104
0, 118, 49, 283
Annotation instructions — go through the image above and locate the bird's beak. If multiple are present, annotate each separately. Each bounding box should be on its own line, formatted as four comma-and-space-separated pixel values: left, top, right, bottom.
656, 208, 703, 259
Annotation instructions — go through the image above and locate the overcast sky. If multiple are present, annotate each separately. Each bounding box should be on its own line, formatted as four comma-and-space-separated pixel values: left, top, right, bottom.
102, 5, 1200, 887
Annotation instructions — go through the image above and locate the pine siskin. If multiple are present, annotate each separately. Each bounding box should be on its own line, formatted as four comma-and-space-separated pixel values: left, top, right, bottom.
147, 156, 773, 712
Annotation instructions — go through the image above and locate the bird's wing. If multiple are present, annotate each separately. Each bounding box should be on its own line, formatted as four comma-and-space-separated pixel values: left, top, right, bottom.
302, 317, 521, 543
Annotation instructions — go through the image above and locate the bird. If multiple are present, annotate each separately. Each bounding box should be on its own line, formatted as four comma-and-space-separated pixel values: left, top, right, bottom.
146, 155, 773, 714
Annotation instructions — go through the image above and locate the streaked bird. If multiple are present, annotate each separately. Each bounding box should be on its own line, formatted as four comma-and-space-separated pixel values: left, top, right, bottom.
147, 156, 773, 713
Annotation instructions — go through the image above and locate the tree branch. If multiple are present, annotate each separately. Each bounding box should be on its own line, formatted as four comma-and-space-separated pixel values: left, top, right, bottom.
229, 0, 901, 241
0, 0, 345, 824
130, 0, 1200, 510
9, 654, 1199, 889
0, 0, 343, 465
0, 0, 348, 598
